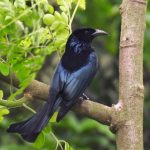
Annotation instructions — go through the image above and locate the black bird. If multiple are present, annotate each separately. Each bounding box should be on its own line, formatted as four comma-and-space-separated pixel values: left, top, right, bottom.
7, 28, 107, 142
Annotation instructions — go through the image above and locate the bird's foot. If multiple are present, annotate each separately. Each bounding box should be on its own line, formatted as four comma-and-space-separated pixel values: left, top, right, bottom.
79, 93, 90, 100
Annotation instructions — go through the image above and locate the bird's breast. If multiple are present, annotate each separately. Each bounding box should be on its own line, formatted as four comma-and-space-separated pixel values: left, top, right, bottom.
61, 52, 97, 72
61, 50, 95, 72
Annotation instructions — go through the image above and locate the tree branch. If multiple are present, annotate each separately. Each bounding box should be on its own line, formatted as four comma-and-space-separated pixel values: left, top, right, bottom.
0, 73, 112, 125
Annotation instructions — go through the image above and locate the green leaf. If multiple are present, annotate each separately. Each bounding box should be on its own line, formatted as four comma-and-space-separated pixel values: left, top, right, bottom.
19, 37, 32, 48
43, 14, 55, 26
0, 108, 10, 115
50, 21, 60, 30
0, 90, 3, 100
61, 12, 68, 23
0, 0, 14, 16
54, 29, 69, 39
5, 15, 13, 21
34, 131, 45, 148
60, 6, 67, 12
45, 44, 56, 54
47, 5, 54, 14
54, 11, 62, 20
57, 0, 64, 5
64, 142, 74, 150
79, 0, 86, 10
73, 0, 86, 10
15, 20, 24, 31
0, 116, 4, 122
50, 112, 58, 122
14, 0, 26, 9
43, 124, 52, 133
0, 63, 9, 76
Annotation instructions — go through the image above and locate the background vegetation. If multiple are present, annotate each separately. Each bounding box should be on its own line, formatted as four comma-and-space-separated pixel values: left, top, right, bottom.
0, 0, 149, 150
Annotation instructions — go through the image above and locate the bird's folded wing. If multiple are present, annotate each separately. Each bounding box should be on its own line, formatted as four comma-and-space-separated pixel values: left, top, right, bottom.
62, 52, 98, 102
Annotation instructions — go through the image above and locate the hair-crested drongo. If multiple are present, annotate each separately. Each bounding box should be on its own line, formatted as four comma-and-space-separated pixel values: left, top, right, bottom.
7, 28, 107, 142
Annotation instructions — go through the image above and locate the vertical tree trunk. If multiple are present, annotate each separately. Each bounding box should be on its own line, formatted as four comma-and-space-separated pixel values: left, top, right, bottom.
117, 0, 147, 149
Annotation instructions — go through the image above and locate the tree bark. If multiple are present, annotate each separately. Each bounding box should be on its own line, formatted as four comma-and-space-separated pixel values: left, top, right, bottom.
116, 0, 147, 149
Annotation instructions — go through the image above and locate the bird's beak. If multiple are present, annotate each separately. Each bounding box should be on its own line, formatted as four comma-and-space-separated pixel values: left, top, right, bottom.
92, 29, 108, 37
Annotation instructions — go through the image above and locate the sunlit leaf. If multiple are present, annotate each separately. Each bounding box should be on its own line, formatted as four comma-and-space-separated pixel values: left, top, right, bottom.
50, 112, 58, 122
34, 131, 45, 148
54, 11, 62, 20
60, 6, 67, 12
14, 0, 26, 9
79, 0, 86, 10
43, 14, 55, 26
47, 5, 54, 14
61, 12, 68, 23
15, 20, 24, 31
57, 0, 64, 5
50, 21, 60, 30
0, 116, 4, 122
0, 108, 10, 115
64, 142, 74, 150
0, 63, 9, 76
73, 0, 86, 10
0, 90, 3, 100
43, 124, 52, 133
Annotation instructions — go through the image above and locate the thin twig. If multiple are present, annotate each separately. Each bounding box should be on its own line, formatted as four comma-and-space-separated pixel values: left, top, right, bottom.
22, 103, 36, 114
69, 0, 81, 31
51, 132, 64, 150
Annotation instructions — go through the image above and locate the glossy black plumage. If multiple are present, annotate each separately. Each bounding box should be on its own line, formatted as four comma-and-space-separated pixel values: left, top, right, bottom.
7, 28, 107, 142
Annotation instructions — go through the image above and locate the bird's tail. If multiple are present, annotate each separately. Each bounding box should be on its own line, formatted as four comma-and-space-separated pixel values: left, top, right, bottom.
7, 96, 62, 143
56, 101, 75, 122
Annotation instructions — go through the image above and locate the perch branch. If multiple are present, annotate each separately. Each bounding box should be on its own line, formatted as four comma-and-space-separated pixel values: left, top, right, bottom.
0, 73, 112, 125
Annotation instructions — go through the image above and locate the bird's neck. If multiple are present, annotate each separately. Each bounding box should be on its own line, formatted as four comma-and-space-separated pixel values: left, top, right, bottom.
66, 35, 91, 53
61, 36, 94, 72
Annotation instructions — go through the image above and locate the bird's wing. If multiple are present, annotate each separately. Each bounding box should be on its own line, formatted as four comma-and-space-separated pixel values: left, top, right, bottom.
46, 62, 67, 111
57, 52, 98, 121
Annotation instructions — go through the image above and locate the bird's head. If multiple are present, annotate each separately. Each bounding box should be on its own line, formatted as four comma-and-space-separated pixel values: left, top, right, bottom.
66, 28, 108, 53
71, 28, 108, 43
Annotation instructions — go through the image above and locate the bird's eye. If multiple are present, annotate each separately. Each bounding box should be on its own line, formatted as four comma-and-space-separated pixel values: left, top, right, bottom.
85, 31, 89, 35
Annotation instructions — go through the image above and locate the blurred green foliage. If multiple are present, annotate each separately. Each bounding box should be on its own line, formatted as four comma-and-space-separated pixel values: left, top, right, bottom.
0, 0, 150, 150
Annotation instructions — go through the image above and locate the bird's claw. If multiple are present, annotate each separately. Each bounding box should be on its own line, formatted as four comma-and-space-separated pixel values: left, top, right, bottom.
80, 93, 90, 100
